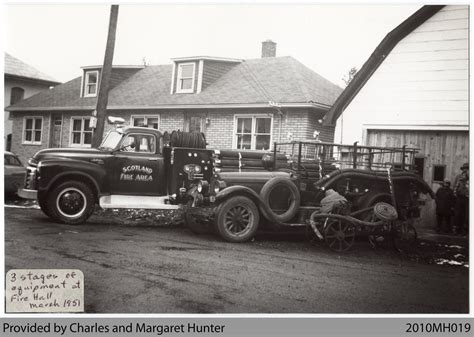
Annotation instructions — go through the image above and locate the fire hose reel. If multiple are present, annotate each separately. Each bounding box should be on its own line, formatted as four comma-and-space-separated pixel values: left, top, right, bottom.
373, 202, 398, 221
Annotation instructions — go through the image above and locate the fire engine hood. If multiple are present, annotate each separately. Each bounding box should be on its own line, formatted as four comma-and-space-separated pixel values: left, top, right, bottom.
31, 147, 110, 164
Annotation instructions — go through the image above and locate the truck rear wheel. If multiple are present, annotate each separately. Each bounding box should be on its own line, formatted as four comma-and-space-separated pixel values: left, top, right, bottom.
215, 196, 259, 242
48, 181, 95, 225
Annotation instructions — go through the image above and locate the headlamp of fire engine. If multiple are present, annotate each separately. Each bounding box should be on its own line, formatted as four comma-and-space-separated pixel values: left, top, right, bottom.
197, 180, 209, 193
211, 180, 226, 194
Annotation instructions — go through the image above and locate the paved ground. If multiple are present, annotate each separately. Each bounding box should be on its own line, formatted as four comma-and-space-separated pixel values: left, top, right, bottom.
4, 207, 469, 313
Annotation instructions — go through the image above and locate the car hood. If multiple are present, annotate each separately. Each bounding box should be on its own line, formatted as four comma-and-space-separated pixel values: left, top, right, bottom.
32, 147, 111, 163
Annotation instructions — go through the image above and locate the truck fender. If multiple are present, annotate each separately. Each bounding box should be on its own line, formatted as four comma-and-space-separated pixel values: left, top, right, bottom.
38, 159, 105, 195
215, 185, 280, 224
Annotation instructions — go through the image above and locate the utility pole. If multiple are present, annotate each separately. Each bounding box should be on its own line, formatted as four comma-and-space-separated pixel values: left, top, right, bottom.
92, 5, 119, 148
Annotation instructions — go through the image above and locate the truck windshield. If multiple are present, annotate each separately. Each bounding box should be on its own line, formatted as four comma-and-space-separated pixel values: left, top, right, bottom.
99, 131, 123, 150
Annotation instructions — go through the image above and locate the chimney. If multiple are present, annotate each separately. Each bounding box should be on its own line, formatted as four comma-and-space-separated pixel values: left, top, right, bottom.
261, 40, 276, 58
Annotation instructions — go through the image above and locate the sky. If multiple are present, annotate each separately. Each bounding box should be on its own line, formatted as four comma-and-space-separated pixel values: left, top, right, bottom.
3, 3, 421, 87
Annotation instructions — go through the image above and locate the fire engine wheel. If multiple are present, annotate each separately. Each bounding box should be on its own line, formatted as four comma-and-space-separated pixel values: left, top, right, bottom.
392, 221, 418, 254
260, 177, 300, 223
48, 181, 95, 225
215, 196, 260, 243
38, 195, 54, 219
324, 218, 356, 252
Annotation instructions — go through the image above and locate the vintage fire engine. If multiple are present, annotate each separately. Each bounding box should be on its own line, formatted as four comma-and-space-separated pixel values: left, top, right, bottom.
19, 117, 433, 252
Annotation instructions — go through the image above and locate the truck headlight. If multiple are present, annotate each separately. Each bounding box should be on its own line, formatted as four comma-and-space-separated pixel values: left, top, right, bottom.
197, 180, 209, 193
212, 180, 226, 194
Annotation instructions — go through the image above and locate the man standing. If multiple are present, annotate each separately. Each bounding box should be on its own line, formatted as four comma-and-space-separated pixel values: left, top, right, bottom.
453, 163, 469, 235
435, 178, 454, 233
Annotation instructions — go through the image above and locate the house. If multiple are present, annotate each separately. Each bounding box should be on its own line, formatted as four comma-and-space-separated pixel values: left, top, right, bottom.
324, 5, 468, 192
6, 41, 342, 164
4, 53, 60, 151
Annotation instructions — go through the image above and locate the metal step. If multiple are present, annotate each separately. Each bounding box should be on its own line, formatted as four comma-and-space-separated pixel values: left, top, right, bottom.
99, 195, 181, 210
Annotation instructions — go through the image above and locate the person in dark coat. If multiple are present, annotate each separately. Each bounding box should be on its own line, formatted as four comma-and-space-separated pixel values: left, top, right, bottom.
435, 178, 454, 233
453, 163, 469, 235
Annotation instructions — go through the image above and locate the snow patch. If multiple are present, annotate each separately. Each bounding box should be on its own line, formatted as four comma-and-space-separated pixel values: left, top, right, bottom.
434, 258, 468, 267
4, 204, 40, 209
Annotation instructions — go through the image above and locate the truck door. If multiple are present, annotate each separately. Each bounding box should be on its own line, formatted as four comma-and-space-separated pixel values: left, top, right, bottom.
110, 132, 165, 196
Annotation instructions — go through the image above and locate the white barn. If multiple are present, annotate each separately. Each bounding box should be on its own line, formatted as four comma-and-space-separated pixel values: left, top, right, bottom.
324, 5, 469, 192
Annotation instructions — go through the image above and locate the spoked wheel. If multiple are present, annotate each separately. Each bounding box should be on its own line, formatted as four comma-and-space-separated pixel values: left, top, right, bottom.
215, 196, 259, 243
362, 208, 388, 249
324, 218, 356, 252
392, 221, 417, 253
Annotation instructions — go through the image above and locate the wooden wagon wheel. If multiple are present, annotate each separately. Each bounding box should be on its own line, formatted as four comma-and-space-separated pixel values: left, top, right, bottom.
392, 220, 417, 253
324, 217, 356, 252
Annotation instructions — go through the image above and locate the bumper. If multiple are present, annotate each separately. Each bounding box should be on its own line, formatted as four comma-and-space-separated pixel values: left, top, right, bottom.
18, 188, 38, 200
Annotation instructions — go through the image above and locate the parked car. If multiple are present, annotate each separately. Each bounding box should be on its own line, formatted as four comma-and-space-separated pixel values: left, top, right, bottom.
4, 151, 26, 196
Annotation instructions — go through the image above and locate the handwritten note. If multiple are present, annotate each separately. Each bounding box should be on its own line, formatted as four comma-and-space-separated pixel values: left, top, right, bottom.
6, 269, 84, 313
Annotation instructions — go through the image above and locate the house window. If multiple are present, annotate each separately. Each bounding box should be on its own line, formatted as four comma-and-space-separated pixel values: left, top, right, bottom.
176, 63, 195, 93
23, 117, 43, 145
84, 71, 99, 97
71, 117, 93, 147
433, 164, 446, 182
10, 87, 25, 105
234, 115, 272, 150
131, 115, 159, 129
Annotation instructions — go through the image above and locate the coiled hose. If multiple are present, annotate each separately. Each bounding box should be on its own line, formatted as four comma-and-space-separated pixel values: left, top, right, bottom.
169, 130, 207, 149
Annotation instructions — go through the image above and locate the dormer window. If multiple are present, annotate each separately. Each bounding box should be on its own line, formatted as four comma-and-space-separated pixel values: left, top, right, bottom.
176, 63, 195, 93
84, 70, 99, 97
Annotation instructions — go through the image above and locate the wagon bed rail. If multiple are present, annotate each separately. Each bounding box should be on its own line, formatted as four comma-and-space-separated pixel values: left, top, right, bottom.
273, 141, 420, 176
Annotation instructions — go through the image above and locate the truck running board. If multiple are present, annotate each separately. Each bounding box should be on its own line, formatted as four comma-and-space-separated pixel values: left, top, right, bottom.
99, 195, 181, 210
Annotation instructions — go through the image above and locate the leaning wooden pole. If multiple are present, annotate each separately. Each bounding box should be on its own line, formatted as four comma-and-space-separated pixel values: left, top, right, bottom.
92, 5, 119, 148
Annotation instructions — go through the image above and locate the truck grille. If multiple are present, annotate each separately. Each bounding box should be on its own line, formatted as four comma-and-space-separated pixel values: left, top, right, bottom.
24, 166, 38, 190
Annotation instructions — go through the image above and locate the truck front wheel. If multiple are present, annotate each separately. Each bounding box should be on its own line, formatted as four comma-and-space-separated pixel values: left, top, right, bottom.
48, 181, 95, 225
215, 196, 260, 243
38, 194, 54, 219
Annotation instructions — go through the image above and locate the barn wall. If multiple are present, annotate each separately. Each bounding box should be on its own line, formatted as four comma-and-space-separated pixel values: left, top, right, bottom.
365, 128, 469, 229
335, 5, 469, 145
365, 129, 469, 190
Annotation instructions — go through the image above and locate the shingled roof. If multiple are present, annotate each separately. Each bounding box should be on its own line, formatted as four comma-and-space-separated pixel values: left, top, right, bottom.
5, 53, 60, 85
7, 56, 342, 111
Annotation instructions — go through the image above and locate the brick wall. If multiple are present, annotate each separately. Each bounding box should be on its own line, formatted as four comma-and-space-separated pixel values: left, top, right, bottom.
10, 108, 335, 163
205, 110, 235, 149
